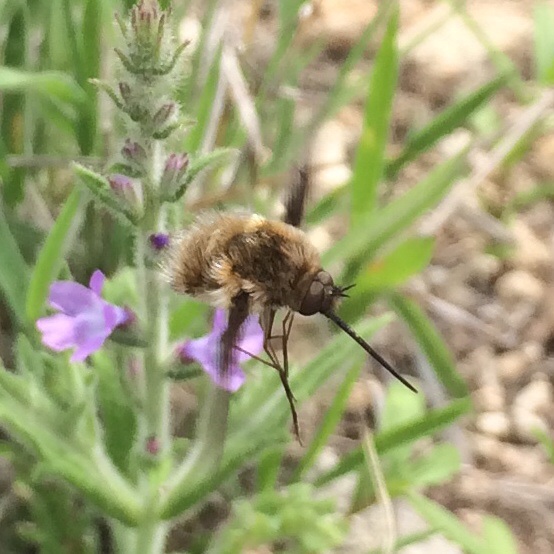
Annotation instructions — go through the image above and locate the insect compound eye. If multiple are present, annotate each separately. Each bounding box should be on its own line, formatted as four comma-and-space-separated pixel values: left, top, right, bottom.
299, 279, 324, 316
317, 270, 333, 287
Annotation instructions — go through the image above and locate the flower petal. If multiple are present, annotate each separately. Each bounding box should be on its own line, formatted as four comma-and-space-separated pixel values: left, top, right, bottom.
201, 359, 246, 392
48, 281, 98, 315
70, 335, 106, 362
36, 314, 76, 351
211, 309, 227, 337
179, 335, 214, 368
102, 302, 130, 331
236, 315, 264, 363
89, 270, 105, 296
71, 309, 111, 356
179, 334, 246, 392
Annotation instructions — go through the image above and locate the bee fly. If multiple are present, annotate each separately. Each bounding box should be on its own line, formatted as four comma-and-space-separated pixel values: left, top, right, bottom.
166, 168, 416, 438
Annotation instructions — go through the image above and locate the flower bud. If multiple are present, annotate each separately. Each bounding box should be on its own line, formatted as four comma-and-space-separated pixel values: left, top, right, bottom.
149, 232, 170, 251
145, 435, 160, 456
119, 82, 132, 104
108, 174, 143, 216
131, 0, 163, 59
160, 152, 189, 192
152, 102, 176, 129
121, 139, 147, 167
176, 342, 194, 366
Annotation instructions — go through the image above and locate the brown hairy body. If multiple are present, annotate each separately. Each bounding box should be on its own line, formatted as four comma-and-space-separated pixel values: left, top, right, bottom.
167, 212, 322, 313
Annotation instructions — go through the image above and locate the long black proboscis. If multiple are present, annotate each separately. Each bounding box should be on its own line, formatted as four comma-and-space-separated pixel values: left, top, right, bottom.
323, 310, 417, 393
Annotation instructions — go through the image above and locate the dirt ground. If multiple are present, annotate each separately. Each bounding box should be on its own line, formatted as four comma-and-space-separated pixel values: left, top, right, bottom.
201, 1, 554, 553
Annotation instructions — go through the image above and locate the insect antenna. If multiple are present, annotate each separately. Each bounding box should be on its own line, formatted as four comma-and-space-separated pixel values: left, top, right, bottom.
322, 310, 417, 393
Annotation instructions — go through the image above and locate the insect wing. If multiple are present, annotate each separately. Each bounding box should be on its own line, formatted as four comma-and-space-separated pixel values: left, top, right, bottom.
283, 166, 309, 228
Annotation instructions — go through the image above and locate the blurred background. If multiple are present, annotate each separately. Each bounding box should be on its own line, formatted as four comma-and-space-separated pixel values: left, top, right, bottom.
1, 0, 553, 553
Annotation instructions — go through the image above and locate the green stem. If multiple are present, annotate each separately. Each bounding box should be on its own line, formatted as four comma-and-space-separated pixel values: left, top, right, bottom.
160, 385, 230, 519
124, 140, 171, 553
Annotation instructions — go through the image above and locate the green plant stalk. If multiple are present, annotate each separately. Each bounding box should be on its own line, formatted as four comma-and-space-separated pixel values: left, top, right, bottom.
124, 140, 171, 553
160, 384, 231, 519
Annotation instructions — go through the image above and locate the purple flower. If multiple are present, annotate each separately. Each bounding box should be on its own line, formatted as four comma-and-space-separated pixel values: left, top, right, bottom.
36, 270, 130, 362
177, 309, 264, 392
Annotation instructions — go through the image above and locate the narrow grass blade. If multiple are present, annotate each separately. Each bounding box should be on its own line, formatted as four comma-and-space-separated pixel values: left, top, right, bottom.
322, 147, 468, 269
256, 445, 286, 492
292, 362, 361, 481
314, 397, 471, 486
482, 516, 518, 554
406, 491, 484, 554
533, 2, 554, 84
183, 45, 223, 152
357, 236, 435, 293
351, 7, 398, 224
1, 6, 27, 205
25, 188, 86, 323
286, 3, 392, 167
386, 73, 507, 178
388, 293, 469, 398
0, 203, 29, 326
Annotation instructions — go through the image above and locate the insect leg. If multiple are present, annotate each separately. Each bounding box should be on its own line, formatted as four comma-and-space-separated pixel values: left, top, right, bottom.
261, 308, 280, 369
281, 310, 295, 380
261, 308, 301, 441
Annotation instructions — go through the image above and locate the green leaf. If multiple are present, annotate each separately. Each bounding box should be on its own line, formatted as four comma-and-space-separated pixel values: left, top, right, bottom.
408, 443, 461, 487
322, 147, 467, 270
378, 381, 425, 465
92, 351, 137, 473
407, 491, 483, 554
314, 397, 471, 486
388, 293, 469, 398
482, 516, 519, 554
381, 381, 426, 431
532, 427, 554, 464
533, 3, 554, 84
351, 8, 398, 223
357, 236, 435, 292
0, 202, 29, 326
73, 163, 136, 225
0, 387, 141, 525
387, 73, 507, 177
163, 148, 235, 203
256, 445, 286, 492
26, 188, 86, 323
0, 67, 86, 106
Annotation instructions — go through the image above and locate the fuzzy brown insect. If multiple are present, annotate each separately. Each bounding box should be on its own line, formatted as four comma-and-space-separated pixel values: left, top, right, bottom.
166, 169, 415, 438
